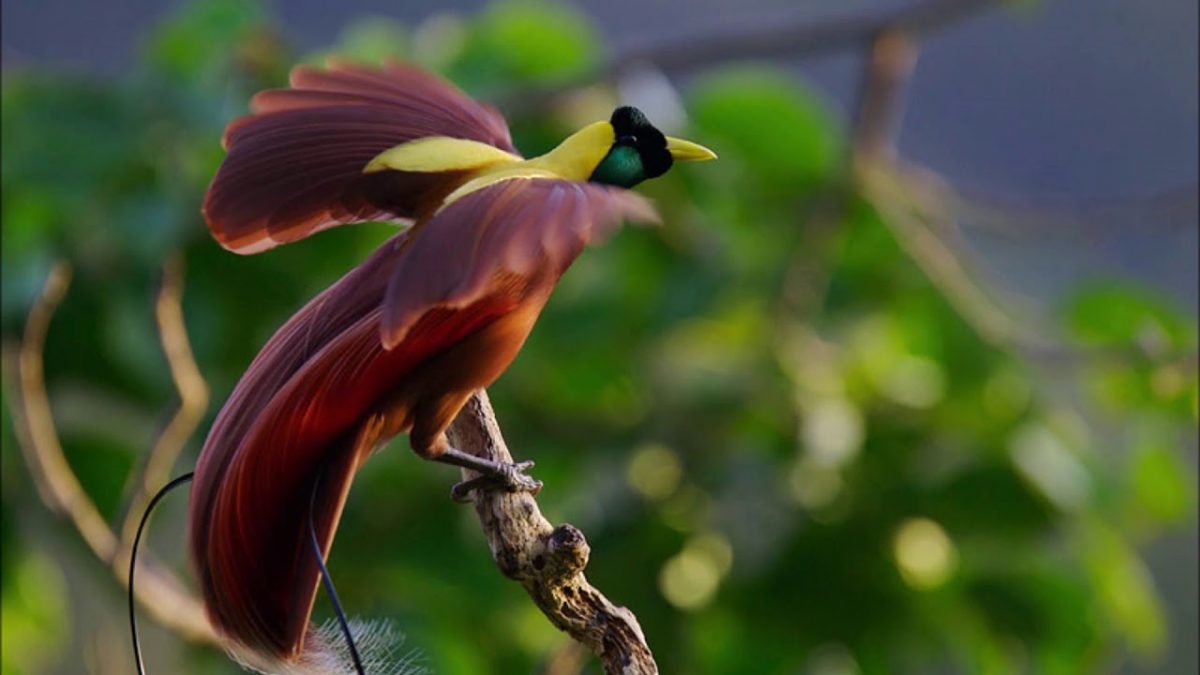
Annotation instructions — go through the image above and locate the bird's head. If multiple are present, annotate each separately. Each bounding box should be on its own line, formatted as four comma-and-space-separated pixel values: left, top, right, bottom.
535, 105, 710, 189
588, 106, 717, 188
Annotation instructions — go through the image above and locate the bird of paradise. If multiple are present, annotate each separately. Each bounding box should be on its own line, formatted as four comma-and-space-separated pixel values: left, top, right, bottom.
165, 60, 714, 673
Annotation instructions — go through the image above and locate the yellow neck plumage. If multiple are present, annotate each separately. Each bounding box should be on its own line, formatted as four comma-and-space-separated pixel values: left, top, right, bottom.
364, 121, 616, 210
362, 118, 714, 212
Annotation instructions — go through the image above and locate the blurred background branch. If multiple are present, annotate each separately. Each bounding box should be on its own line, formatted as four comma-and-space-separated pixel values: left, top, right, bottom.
849, 26, 1040, 355
604, 0, 1001, 75
2, 262, 217, 646
118, 256, 209, 545
502, 0, 1005, 112
851, 28, 1199, 370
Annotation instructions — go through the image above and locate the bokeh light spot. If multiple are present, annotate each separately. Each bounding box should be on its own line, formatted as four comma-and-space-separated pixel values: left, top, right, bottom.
788, 456, 843, 510
893, 517, 957, 590
411, 13, 466, 68
685, 531, 734, 577
627, 443, 683, 500
1010, 422, 1090, 512
878, 355, 946, 409
1150, 365, 1185, 400
802, 398, 863, 468
807, 642, 861, 675
983, 367, 1031, 418
659, 548, 721, 611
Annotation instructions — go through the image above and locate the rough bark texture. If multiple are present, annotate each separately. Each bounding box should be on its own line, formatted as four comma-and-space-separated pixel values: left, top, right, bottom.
446, 391, 658, 675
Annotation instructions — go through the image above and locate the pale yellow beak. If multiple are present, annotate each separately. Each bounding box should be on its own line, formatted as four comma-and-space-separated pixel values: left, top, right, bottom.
666, 136, 718, 162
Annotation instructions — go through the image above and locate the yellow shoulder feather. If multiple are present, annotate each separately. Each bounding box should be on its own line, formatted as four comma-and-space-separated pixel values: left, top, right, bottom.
365, 121, 618, 213
363, 136, 521, 174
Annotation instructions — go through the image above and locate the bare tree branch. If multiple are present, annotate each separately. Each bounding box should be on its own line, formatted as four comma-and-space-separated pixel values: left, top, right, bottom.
951, 184, 1199, 240
447, 391, 658, 675
851, 28, 920, 162
605, 0, 1000, 79
2, 262, 217, 645
7, 265, 114, 553
499, 0, 1005, 113
862, 159, 1039, 347
847, 32, 1199, 369
120, 256, 209, 545
850, 30, 1053, 352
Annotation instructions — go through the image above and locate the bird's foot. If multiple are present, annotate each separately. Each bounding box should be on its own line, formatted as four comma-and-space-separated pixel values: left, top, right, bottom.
450, 460, 541, 502
431, 446, 542, 502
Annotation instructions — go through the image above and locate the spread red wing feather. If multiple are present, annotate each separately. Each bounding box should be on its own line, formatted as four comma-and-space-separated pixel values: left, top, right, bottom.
382, 177, 660, 347
203, 61, 518, 254
287, 61, 513, 144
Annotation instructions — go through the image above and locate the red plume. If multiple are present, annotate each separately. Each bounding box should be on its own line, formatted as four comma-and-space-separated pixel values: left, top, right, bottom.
190, 61, 658, 672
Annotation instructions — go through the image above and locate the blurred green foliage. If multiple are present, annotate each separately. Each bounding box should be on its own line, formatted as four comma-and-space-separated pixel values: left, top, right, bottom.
1, 1, 1196, 674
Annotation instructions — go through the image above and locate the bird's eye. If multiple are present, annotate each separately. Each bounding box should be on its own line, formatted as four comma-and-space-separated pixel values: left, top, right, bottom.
618, 134, 637, 145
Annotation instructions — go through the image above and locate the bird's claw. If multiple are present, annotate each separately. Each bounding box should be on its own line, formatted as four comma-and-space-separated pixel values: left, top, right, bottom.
451, 460, 542, 502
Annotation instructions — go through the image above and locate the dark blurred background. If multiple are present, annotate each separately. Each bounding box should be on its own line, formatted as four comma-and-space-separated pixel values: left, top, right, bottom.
2, 1, 1196, 674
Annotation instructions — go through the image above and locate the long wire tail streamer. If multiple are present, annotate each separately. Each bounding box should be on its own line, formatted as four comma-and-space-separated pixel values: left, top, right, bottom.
129, 469, 366, 674
129, 472, 195, 675
310, 470, 367, 674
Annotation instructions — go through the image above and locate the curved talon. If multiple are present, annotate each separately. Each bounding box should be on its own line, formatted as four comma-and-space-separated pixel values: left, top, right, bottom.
450, 460, 541, 502
451, 479, 482, 503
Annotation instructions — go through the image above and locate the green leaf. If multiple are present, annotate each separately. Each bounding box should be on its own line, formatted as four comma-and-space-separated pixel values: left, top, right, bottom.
1129, 435, 1195, 527
1065, 284, 1196, 356
1080, 521, 1166, 659
690, 68, 841, 195
0, 552, 69, 675
309, 16, 410, 66
457, 0, 598, 86
145, 0, 268, 78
